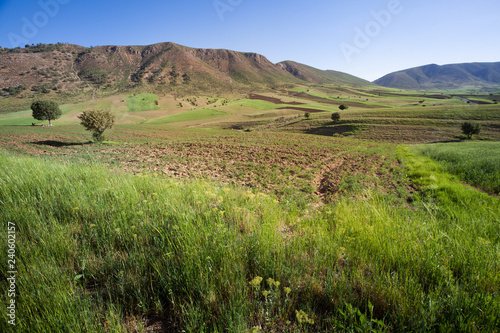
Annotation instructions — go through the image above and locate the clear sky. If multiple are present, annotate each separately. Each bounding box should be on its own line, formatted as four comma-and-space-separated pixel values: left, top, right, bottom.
0, 0, 499, 81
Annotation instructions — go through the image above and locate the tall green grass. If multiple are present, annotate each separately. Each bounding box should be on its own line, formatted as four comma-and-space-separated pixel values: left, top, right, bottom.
0, 150, 499, 332
414, 141, 500, 195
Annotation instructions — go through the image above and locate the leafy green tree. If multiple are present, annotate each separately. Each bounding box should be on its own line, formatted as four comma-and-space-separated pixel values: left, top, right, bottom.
339, 104, 349, 111
31, 100, 62, 126
304, 112, 311, 119
78, 109, 116, 143
461, 122, 481, 139
331, 112, 341, 122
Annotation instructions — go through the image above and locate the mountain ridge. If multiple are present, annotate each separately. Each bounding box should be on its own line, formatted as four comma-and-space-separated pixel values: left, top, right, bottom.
374, 62, 500, 90
0, 42, 370, 99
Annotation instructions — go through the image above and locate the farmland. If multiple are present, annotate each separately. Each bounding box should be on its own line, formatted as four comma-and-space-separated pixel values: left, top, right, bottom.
1, 85, 499, 332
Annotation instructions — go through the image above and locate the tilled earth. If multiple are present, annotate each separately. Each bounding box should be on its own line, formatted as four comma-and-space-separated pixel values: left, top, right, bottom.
0, 126, 410, 202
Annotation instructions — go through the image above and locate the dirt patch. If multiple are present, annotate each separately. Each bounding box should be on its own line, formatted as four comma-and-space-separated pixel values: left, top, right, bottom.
370, 90, 452, 100
0, 126, 410, 203
469, 100, 494, 105
276, 106, 325, 113
287, 91, 380, 108
248, 94, 304, 105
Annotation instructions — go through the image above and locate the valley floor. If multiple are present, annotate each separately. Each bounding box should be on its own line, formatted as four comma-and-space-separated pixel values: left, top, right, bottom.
0, 88, 499, 332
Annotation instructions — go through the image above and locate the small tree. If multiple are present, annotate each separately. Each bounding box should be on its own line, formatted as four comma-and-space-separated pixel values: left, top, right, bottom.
339, 104, 349, 111
78, 109, 116, 143
31, 100, 62, 126
461, 122, 481, 139
304, 112, 311, 119
331, 112, 341, 122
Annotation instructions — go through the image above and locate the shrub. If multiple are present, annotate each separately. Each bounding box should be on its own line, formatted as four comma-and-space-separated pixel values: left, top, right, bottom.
331, 112, 341, 122
77, 109, 116, 143
461, 122, 481, 139
339, 104, 349, 111
304, 112, 311, 119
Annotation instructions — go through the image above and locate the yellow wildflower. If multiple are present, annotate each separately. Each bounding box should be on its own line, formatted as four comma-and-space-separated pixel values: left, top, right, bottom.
249, 276, 263, 287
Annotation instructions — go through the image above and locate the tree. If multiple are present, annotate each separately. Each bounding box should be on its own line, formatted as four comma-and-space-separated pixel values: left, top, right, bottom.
461, 122, 481, 139
339, 104, 349, 111
78, 109, 116, 143
331, 112, 341, 122
304, 112, 311, 119
31, 100, 62, 126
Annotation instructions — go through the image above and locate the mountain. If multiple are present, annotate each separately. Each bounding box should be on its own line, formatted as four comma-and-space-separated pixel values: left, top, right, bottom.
374, 62, 500, 90
0, 42, 368, 99
278, 61, 372, 86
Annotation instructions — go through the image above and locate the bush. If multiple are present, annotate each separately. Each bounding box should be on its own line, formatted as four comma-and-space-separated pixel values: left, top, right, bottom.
461, 122, 481, 139
331, 112, 341, 122
77, 109, 116, 143
304, 112, 311, 119
339, 104, 349, 111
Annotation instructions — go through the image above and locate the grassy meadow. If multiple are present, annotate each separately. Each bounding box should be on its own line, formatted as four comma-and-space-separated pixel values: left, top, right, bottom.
414, 141, 500, 195
1, 86, 499, 332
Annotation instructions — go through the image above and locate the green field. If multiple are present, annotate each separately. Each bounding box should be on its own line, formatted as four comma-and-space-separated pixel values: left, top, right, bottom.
1, 144, 499, 332
127, 93, 160, 112
150, 108, 227, 124
0, 86, 499, 332
414, 141, 500, 195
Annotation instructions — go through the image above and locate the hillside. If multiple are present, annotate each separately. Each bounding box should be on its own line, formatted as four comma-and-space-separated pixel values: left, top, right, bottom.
0, 42, 368, 101
374, 62, 500, 91
278, 60, 372, 86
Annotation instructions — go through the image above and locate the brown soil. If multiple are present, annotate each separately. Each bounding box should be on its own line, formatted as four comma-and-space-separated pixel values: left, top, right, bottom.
470, 100, 494, 105
248, 94, 304, 105
287, 91, 380, 108
276, 106, 324, 113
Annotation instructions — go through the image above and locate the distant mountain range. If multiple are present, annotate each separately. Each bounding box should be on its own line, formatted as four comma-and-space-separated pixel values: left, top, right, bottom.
374, 62, 500, 90
0, 42, 370, 98
2, 42, 498, 99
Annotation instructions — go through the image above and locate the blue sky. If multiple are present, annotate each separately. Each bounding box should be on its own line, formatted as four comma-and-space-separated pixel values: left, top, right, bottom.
0, 0, 499, 81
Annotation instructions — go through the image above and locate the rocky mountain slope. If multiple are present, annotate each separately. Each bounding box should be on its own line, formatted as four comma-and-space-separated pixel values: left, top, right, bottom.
0, 42, 369, 99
